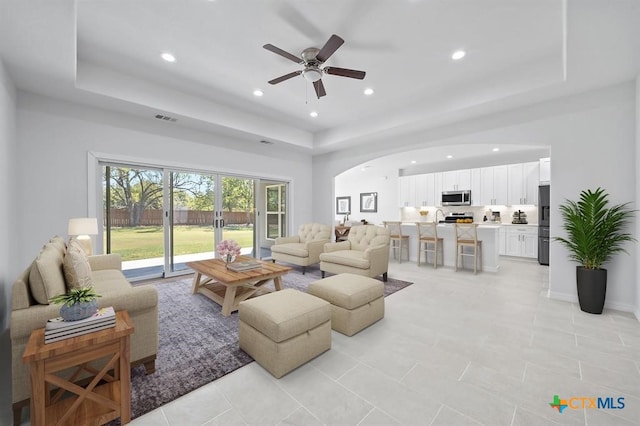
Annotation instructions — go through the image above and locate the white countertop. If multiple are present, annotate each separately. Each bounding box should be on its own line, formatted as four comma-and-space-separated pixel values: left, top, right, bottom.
401, 222, 501, 229
401, 222, 536, 228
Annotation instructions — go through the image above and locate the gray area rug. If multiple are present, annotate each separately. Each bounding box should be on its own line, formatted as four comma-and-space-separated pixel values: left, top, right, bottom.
128, 265, 412, 419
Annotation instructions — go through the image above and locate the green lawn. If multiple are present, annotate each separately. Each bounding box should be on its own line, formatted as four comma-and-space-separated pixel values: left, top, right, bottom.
107, 226, 254, 261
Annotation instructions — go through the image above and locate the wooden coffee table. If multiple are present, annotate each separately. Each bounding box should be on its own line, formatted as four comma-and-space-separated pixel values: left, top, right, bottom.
187, 256, 292, 316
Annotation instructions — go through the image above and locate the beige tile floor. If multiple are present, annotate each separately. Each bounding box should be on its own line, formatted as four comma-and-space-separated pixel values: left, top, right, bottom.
10, 258, 638, 425
128, 258, 640, 426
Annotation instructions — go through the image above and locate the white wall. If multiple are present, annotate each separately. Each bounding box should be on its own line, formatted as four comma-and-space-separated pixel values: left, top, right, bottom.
0, 59, 16, 331
334, 166, 399, 226
313, 81, 638, 315
636, 74, 640, 320
0, 57, 17, 422
14, 92, 313, 277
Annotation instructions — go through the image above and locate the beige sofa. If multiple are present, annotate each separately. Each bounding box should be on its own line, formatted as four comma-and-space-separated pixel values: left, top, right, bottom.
10, 236, 158, 425
271, 223, 332, 274
320, 225, 390, 281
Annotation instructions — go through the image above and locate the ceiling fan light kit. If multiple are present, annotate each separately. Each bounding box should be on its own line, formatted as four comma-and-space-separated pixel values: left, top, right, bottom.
263, 34, 366, 99
302, 67, 322, 82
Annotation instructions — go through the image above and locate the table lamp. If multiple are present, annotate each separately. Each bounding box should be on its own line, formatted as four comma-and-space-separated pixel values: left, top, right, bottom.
68, 217, 98, 256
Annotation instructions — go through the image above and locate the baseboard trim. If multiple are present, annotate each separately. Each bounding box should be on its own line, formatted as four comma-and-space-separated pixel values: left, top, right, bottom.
548, 291, 637, 314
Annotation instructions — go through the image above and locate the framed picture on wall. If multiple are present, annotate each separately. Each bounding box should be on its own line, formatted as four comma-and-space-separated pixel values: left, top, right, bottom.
360, 192, 378, 213
336, 196, 351, 215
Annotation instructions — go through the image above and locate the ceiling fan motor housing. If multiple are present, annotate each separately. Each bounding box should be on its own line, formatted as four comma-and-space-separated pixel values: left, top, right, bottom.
301, 47, 320, 63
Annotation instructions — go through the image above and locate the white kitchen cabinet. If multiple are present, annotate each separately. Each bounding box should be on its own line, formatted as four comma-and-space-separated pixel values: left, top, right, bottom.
398, 175, 416, 207
470, 168, 482, 206
508, 162, 539, 205
539, 157, 551, 183
499, 226, 507, 255
415, 173, 436, 207
442, 169, 471, 191
504, 226, 537, 258
434, 172, 443, 205
480, 165, 508, 205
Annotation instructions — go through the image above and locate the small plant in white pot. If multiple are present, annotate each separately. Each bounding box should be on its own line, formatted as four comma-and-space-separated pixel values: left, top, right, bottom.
49, 286, 102, 321
555, 188, 636, 314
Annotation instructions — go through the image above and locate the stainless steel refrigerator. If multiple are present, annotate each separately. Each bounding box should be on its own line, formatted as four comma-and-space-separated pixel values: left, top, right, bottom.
538, 185, 550, 265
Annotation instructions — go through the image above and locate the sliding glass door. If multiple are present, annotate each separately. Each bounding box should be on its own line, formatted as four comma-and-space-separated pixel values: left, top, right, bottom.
103, 163, 259, 279
169, 173, 256, 274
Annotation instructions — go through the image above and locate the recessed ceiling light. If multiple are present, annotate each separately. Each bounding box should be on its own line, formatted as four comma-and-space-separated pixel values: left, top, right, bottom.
253, 89, 263, 97
446, 155, 453, 159
411, 160, 417, 164
161, 52, 176, 63
364, 88, 374, 96
492, 147, 500, 152
309, 111, 318, 118
451, 50, 466, 60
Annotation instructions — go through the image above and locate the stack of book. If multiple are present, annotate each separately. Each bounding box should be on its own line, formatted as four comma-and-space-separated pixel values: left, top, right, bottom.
45, 306, 116, 344
227, 261, 262, 272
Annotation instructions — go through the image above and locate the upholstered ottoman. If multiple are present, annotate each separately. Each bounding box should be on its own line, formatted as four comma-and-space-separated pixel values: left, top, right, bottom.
308, 273, 385, 336
238, 289, 331, 378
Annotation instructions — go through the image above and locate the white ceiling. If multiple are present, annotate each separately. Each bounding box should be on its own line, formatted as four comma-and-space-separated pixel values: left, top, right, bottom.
1, 0, 639, 164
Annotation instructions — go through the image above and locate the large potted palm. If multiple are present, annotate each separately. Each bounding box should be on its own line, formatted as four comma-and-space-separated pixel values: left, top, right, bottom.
555, 188, 635, 314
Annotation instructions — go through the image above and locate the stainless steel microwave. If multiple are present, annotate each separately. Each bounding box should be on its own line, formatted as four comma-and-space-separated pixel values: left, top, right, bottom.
441, 190, 471, 206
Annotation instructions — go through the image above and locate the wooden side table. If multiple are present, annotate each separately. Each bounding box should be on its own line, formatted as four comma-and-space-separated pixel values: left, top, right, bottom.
22, 310, 135, 426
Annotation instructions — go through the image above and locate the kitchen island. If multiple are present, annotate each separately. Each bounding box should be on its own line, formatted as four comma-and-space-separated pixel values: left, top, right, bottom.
400, 223, 501, 272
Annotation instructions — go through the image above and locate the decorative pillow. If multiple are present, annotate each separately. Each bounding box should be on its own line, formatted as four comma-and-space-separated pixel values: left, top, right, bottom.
29, 241, 67, 304
49, 235, 67, 255
63, 239, 94, 290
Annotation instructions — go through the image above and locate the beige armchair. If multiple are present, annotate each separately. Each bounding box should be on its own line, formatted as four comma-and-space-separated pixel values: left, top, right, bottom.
319, 225, 390, 281
271, 223, 332, 274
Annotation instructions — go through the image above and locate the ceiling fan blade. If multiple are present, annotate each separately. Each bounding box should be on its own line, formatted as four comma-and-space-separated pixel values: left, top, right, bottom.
324, 67, 366, 80
268, 71, 302, 85
315, 34, 344, 63
263, 44, 302, 64
313, 79, 326, 99
276, 3, 325, 41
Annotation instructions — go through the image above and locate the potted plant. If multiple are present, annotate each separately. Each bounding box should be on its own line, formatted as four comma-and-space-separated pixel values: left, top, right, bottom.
555, 187, 636, 314
49, 286, 102, 321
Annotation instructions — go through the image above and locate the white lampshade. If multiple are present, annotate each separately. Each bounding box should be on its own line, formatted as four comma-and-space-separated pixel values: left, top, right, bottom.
68, 218, 98, 236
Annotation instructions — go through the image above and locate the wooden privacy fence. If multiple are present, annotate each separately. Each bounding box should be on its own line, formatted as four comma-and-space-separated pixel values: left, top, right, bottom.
105, 209, 254, 227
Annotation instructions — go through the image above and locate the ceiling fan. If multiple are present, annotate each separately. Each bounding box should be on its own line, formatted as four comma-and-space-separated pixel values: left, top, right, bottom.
263, 34, 366, 99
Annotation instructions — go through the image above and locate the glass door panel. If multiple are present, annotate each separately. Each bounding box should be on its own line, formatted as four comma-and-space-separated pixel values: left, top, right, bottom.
220, 176, 255, 257
169, 172, 216, 273
103, 165, 165, 279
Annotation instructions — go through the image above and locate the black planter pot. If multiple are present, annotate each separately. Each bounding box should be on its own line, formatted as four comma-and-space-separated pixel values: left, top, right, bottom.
576, 266, 607, 314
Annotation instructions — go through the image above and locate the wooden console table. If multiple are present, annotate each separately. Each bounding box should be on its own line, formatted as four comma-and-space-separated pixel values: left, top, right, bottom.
22, 310, 135, 426
335, 225, 351, 242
